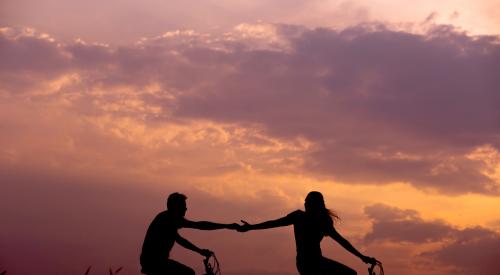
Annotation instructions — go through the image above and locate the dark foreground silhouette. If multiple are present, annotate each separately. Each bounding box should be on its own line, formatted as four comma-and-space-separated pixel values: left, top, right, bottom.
140, 193, 238, 275
140, 191, 380, 275
237, 191, 379, 275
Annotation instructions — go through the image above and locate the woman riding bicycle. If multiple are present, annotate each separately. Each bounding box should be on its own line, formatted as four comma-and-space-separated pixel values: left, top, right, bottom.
238, 191, 378, 275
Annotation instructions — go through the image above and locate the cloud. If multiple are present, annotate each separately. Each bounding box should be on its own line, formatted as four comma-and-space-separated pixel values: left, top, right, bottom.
0, 29, 70, 93
0, 0, 373, 44
364, 204, 455, 243
424, 230, 500, 274
1, 23, 500, 197
172, 24, 500, 194
364, 204, 500, 274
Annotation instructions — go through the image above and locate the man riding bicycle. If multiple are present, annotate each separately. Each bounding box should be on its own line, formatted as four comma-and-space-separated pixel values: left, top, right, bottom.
140, 193, 239, 275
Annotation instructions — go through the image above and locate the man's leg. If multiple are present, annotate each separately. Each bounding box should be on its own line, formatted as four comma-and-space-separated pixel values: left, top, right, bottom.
164, 259, 195, 275
320, 257, 357, 275
145, 259, 195, 275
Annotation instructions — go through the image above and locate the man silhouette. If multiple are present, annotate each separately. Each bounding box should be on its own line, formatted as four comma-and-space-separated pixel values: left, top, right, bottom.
140, 192, 238, 275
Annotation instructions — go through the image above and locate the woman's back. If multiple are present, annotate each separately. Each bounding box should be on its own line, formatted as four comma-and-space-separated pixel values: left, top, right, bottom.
287, 210, 332, 260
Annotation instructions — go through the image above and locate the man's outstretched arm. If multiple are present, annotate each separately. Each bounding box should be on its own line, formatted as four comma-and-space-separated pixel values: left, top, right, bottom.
176, 234, 212, 257
183, 219, 239, 230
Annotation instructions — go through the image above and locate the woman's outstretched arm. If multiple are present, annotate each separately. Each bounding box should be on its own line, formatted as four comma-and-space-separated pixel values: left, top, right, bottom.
328, 225, 377, 264
238, 215, 293, 232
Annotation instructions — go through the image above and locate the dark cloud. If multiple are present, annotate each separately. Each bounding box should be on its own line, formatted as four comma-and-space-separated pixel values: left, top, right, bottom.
1, 24, 500, 194
364, 203, 420, 222
364, 204, 456, 243
306, 144, 494, 194
0, 31, 71, 93
174, 25, 500, 194
364, 204, 500, 274
423, 231, 500, 275
0, 32, 68, 73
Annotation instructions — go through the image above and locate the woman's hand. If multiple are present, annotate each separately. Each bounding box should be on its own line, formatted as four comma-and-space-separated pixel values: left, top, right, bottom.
237, 220, 252, 232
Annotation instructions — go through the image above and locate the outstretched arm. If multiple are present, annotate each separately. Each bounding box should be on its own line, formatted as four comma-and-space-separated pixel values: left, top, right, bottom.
183, 219, 239, 230
239, 215, 293, 231
328, 225, 376, 264
176, 234, 212, 257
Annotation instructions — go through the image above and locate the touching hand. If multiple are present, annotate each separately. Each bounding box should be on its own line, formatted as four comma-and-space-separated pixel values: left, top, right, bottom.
227, 223, 240, 230
237, 220, 252, 232
200, 249, 213, 257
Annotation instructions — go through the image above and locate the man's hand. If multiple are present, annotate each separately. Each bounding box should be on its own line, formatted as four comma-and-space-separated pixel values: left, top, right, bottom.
227, 223, 240, 230
199, 249, 213, 257
237, 220, 252, 232
361, 255, 378, 265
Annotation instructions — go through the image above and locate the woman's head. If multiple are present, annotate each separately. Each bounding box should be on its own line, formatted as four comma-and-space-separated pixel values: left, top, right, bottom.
304, 191, 326, 213
304, 191, 340, 223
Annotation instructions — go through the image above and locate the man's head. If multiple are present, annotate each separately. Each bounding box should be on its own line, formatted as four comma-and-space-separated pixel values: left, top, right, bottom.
166, 192, 187, 217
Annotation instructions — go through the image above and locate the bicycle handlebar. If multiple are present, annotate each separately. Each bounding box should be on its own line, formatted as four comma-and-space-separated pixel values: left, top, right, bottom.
368, 259, 384, 275
203, 252, 221, 275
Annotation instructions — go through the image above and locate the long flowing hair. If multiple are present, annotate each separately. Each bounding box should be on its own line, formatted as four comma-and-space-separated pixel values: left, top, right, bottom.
305, 191, 340, 225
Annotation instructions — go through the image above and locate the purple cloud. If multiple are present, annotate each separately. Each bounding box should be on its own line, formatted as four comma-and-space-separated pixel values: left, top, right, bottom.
423, 231, 500, 274
1, 24, 500, 194
364, 204, 500, 274
364, 204, 456, 243
173, 25, 500, 194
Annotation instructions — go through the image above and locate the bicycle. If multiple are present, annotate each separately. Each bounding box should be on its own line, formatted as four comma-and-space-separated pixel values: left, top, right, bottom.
203, 252, 221, 275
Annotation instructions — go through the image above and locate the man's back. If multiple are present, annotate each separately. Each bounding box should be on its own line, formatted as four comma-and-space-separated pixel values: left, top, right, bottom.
140, 211, 182, 270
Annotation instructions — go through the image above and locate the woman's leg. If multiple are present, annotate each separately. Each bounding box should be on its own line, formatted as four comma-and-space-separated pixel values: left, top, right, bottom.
320, 257, 357, 275
296, 257, 317, 275
296, 256, 324, 275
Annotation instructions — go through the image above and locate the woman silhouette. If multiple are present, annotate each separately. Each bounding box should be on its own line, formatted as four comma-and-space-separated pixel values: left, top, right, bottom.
238, 191, 377, 275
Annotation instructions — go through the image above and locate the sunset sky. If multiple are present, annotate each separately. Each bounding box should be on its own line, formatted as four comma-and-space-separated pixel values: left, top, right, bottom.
1, 1, 500, 275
